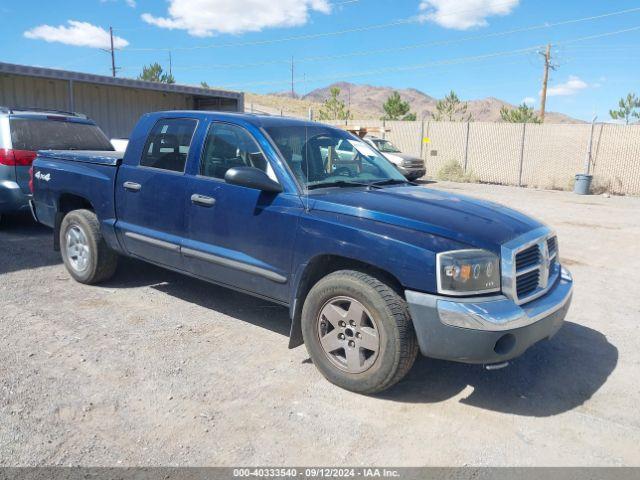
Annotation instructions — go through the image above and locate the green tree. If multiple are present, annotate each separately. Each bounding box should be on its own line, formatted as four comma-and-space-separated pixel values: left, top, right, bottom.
609, 93, 640, 124
138, 62, 175, 84
317, 87, 351, 121
382, 91, 416, 121
433, 90, 471, 122
200, 81, 210, 89
500, 103, 541, 123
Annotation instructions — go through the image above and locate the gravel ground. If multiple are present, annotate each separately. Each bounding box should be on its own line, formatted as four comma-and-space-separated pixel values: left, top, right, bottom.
1, 181, 639, 467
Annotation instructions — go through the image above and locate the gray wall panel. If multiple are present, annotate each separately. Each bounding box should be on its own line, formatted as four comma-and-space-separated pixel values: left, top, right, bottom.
1, 73, 241, 139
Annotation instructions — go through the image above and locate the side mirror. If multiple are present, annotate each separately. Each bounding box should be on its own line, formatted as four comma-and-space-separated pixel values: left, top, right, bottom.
224, 166, 283, 193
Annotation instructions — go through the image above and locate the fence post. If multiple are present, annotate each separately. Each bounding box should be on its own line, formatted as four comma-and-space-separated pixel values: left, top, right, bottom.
308, 107, 313, 121
382, 119, 386, 139
463, 121, 470, 172
518, 123, 527, 187
419, 116, 425, 159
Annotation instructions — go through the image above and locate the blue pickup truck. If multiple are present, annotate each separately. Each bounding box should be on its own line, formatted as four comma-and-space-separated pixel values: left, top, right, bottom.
31, 111, 573, 393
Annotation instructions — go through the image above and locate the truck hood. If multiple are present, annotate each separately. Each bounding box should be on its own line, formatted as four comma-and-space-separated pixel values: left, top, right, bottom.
309, 186, 543, 250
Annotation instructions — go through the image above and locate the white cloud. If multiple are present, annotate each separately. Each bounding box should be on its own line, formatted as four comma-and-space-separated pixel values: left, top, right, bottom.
546, 76, 589, 97
142, 0, 332, 37
24, 21, 129, 49
418, 0, 519, 30
522, 97, 536, 106
101, 0, 136, 7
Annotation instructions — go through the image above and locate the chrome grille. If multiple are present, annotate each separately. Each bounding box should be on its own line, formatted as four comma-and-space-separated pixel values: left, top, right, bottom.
547, 236, 558, 261
516, 269, 540, 298
515, 244, 540, 270
402, 159, 425, 168
501, 227, 560, 305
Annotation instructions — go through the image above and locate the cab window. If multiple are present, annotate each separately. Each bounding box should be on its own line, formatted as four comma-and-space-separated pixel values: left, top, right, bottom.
140, 118, 197, 172
200, 123, 276, 181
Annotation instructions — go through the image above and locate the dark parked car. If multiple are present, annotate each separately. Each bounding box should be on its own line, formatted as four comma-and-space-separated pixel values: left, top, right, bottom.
0, 107, 113, 225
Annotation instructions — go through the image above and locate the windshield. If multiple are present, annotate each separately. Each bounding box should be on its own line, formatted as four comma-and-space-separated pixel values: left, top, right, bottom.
265, 125, 405, 190
373, 139, 401, 153
10, 118, 114, 151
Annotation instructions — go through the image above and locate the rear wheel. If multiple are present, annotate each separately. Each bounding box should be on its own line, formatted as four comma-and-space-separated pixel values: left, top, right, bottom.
301, 270, 418, 394
60, 209, 118, 284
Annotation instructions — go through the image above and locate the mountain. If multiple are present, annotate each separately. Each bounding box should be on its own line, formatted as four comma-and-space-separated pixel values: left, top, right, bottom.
257, 81, 582, 124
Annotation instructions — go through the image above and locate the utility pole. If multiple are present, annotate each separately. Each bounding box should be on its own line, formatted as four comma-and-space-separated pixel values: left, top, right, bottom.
168, 51, 173, 77
109, 26, 116, 77
539, 43, 554, 122
290, 56, 295, 98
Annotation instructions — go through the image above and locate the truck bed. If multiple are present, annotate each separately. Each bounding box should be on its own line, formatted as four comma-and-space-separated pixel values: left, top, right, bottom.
32, 150, 122, 235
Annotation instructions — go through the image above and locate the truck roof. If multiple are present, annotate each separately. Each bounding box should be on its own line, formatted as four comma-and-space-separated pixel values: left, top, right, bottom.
154, 110, 332, 130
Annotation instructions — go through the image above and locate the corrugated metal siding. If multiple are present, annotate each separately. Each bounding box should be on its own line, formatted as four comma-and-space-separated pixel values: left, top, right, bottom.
0, 73, 241, 138
0, 74, 70, 111
72, 82, 194, 138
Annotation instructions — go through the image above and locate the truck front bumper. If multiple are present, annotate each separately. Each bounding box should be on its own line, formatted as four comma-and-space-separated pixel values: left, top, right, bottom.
398, 166, 426, 180
405, 267, 573, 364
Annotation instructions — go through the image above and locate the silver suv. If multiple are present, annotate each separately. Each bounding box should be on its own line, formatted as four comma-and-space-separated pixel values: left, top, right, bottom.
363, 136, 426, 181
0, 107, 113, 225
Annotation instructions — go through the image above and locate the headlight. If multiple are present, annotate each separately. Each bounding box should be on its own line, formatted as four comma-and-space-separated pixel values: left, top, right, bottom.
436, 249, 500, 296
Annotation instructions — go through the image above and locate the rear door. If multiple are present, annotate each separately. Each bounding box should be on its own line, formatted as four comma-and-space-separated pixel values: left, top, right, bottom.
114, 117, 198, 270
8, 115, 114, 194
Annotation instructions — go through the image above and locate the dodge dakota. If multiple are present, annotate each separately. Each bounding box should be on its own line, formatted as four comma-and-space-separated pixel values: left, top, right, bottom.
31, 111, 573, 393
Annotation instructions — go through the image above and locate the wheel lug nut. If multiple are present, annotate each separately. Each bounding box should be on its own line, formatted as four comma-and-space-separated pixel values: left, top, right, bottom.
348, 340, 355, 348
349, 320, 356, 327
356, 332, 361, 339
339, 321, 346, 327
338, 333, 345, 340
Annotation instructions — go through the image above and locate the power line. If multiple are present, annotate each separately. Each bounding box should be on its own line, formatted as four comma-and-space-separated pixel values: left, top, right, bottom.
221, 46, 542, 88
216, 25, 640, 89
123, 0, 523, 51
119, 6, 640, 73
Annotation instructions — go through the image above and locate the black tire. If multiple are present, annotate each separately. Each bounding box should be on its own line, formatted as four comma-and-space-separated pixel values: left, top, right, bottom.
59, 209, 118, 284
301, 270, 419, 394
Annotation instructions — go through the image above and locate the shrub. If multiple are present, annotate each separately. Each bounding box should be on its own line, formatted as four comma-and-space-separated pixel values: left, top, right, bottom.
436, 159, 477, 183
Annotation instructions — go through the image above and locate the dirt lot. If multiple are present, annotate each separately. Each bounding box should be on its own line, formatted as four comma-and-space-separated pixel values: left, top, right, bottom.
1, 181, 639, 467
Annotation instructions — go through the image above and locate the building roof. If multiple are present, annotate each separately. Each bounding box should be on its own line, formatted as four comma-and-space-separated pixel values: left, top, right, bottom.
0, 61, 242, 100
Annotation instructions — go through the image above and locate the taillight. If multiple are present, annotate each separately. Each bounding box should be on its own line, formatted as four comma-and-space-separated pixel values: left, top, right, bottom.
0, 149, 37, 166
29, 166, 34, 193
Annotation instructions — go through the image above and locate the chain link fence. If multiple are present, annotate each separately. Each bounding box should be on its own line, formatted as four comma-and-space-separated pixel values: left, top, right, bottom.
324, 119, 640, 195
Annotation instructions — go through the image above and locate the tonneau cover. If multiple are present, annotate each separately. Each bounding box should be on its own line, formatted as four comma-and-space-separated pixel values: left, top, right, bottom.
36, 150, 123, 166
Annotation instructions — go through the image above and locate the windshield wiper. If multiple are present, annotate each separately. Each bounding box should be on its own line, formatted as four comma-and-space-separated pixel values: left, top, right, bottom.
307, 178, 413, 191
368, 178, 413, 187
307, 180, 377, 190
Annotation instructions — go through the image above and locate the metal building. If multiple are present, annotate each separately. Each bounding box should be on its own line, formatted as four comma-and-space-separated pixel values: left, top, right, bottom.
0, 62, 244, 139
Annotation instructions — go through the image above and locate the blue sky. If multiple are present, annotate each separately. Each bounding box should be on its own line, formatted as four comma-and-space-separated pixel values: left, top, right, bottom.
2, 0, 640, 121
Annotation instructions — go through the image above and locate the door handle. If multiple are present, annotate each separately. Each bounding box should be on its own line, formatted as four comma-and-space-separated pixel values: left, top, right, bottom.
191, 194, 216, 207
123, 181, 142, 192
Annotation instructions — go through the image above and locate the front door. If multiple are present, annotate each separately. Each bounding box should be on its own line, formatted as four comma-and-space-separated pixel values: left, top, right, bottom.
182, 122, 302, 303
115, 117, 198, 270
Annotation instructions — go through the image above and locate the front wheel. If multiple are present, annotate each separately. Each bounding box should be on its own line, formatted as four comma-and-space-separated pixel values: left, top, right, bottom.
60, 209, 118, 284
301, 270, 418, 394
